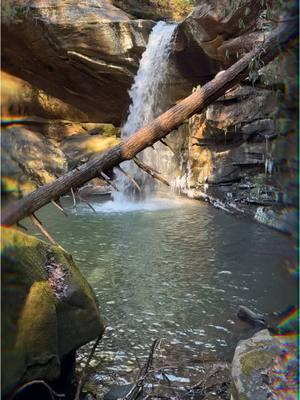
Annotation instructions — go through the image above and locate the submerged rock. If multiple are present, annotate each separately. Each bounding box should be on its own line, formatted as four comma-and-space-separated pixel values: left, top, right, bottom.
1, 227, 104, 398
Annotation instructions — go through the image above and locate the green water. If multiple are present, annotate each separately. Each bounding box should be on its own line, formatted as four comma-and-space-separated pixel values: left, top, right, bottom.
29, 196, 297, 384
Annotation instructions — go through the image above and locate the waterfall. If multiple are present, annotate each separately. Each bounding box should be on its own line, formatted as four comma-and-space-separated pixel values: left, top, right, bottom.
113, 21, 177, 203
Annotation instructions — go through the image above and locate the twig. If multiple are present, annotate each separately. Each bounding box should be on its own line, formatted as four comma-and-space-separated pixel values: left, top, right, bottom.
99, 171, 119, 192
70, 187, 77, 210
9, 380, 65, 400
16, 221, 28, 231
133, 158, 170, 187
125, 339, 161, 400
161, 371, 178, 399
51, 199, 67, 216
76, 191, 96, 213
116, 166, 141, 192
74, 333, 103, 400
30, 214, 60, 246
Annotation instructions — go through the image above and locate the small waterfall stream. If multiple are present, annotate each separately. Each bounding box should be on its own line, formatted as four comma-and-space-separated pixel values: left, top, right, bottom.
113, 21, 177, 203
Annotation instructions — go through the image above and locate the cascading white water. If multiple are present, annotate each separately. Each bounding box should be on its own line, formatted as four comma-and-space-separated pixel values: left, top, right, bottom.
113, 21, 177, 203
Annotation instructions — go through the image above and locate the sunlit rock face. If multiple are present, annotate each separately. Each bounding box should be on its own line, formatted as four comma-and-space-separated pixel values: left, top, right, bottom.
1, 125, 68, 198
1, 71, 89, 122
1, 72, 121, 197
179, 0, 264, 64
2, 0, 154, 124
180, 47, 298, 234
188, 85, 278, 186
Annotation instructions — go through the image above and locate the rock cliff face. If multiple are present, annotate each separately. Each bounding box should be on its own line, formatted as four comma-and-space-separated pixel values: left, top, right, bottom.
169, 1, 298, 234
2, 0, 154, 123
181, 48, 298, 234
1, 0, 297, 232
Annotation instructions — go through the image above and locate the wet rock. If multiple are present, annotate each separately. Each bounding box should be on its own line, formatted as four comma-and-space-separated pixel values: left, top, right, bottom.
254, 207, 298, 236
231, 330, 280, 400
241, 119, 275, 141
237, 306, 267, 328
1, 227, 104, 398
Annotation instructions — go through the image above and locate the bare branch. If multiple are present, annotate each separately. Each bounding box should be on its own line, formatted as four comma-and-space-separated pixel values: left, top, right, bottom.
116, 165, 141, 192
30, 214, 60, 246
133, 158, 170, 187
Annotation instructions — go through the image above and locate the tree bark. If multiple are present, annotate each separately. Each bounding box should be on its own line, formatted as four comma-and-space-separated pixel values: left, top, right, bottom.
1, 17, 296, 226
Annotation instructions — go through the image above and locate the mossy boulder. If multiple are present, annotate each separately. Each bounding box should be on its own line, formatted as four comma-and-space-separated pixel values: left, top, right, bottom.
231, 330, 280, 400
1, 227, 104, 397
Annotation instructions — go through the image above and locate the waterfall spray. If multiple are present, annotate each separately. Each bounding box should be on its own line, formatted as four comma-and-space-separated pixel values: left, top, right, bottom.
113, 21, 177, 203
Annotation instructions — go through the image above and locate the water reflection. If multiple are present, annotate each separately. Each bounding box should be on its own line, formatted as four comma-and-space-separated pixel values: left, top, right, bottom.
29, 197, 297, 379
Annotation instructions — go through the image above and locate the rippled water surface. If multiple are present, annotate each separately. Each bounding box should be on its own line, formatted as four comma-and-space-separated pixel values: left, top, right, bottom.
29, 196, 297, 384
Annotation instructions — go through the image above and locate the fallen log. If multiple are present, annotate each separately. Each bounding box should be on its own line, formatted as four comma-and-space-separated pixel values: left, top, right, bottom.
1, 17, 296, 226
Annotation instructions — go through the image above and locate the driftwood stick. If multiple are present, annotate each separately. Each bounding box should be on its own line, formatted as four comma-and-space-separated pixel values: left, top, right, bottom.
99, 171, 119, 192
125, 339, 161, 400
1, 18, 296, 226
51, 199, 67, 216
74, 334, 103, 400
9, 380, 65, 400
76, 191, 97, 213
30, 214, 60, 246
116, 165, 141, 192
70, 187, 77, 210
133, 158, 170, 187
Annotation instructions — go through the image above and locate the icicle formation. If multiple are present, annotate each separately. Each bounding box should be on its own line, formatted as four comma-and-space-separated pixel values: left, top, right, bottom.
113, 21, 177, 202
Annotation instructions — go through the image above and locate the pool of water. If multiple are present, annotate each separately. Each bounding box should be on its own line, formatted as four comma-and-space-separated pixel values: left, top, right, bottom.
28, 196, 297, 385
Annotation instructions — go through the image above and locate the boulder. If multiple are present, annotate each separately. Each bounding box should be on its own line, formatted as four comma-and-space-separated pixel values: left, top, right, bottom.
2, 0, 155, 124
231, 329, 297, 400
1, 227, 104, 397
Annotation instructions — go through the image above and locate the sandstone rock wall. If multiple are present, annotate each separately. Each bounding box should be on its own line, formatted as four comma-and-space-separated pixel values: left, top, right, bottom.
2, 0, 155, 124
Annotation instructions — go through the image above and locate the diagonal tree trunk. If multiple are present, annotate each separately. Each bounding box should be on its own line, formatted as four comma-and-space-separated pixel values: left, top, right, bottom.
1, 17, 296, 226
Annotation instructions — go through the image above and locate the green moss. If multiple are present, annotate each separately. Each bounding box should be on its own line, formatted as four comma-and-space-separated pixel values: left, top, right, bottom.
240, 348, 274, 377
1, 227, 104, 397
